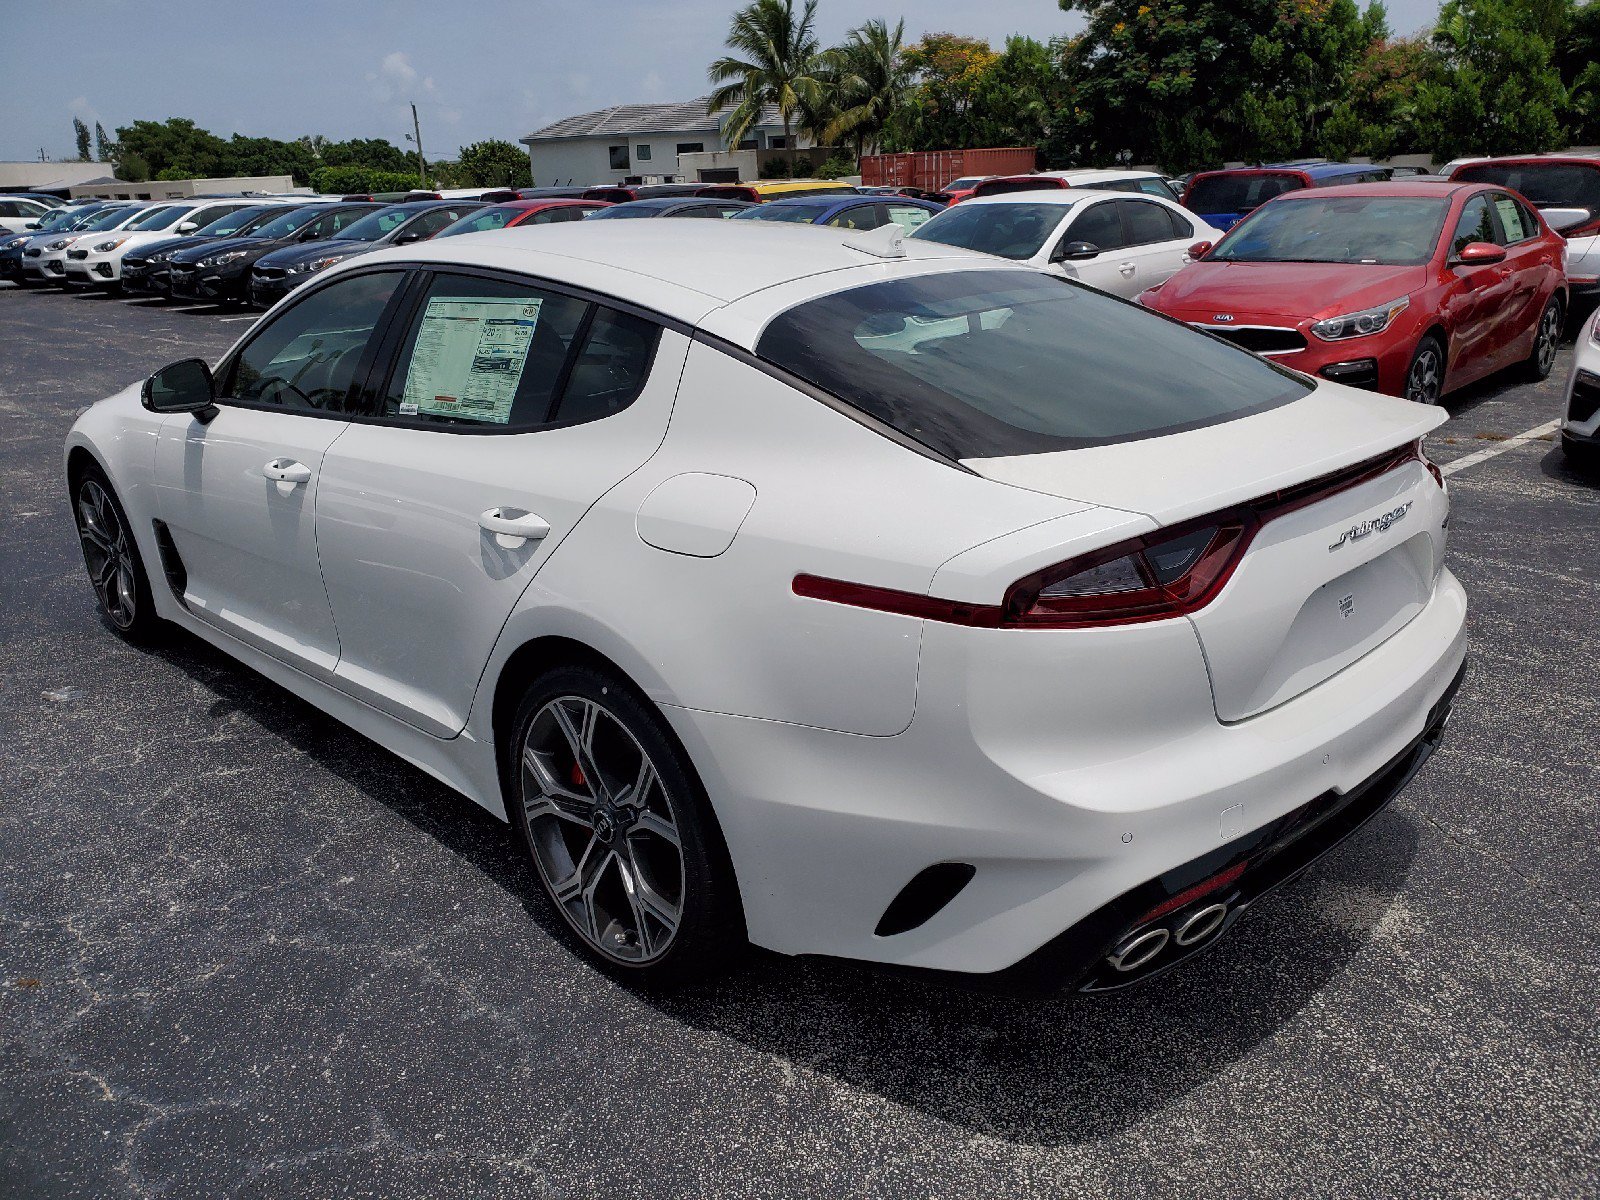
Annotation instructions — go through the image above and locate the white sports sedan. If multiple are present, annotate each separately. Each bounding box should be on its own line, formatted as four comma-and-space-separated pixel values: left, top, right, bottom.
911, 189, 1223, 299
23, 201, 150, 284
63, 198, 262, 292
1562, 305, 1600, 467
64, 222, 1467, 989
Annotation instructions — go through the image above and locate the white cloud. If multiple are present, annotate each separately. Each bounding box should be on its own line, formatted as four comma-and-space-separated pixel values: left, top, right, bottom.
367, 51, 439, 103
67, 95, 101, 127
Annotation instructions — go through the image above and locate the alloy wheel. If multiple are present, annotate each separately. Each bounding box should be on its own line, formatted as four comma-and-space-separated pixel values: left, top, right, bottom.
75, 479, 137, 630
519, 695, 686, 964
1536, 305, 1560, 374
1407, 345, 1442, 405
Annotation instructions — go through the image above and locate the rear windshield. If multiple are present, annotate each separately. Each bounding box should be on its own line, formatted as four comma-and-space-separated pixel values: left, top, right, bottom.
1186, 172, 1304, 214
250, 207, 326, 240
1452, 162, 1600, 214
973, 178, 1062, 197
756, 269, 1310, 460
127, 206, 185, 231
1212, 195, 1449, 265
911, 201, 1074, 259
734, 203, 828, 223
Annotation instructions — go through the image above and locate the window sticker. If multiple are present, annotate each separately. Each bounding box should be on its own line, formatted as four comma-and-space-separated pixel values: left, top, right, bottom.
1491, 197, 1524, 242
401, 295, 543, 424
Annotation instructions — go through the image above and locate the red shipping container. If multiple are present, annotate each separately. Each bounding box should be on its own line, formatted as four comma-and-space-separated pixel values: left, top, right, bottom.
859, 147, 1039, 190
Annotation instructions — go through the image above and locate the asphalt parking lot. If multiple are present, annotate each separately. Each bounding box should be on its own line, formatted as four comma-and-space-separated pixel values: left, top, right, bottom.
2, 282, 1597, 1200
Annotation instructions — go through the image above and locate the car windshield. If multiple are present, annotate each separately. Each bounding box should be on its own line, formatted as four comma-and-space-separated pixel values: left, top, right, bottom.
81, 207, 141, 231
332, 208, 414, 240
36, 209, 77, 230
196, 206, 273, 236
946, 177, 985, 191
911, 202, 1072, 259
127, 206, 186, 231
250, 207, 326, 239
583, 205, 659, 219
1452, 162, 1600, 215
437, 205, 518, 236
1187, 172, 1304, 213
733, 203, 829, 223
1212, 195, 1449, 265
756, 268, 1309, 460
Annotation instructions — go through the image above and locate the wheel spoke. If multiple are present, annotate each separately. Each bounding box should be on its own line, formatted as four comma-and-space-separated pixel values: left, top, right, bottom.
550, 832, 603, 904
580, 849, 617, 944
630, 809, 680, 851
551, 699, 609, 802
620, 756, 658, 810
618, 849, 681, 954
521, 744, 596, 817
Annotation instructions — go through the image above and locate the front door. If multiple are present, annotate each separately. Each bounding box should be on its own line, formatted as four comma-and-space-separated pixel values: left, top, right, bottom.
152, 269, 405, 677
313, 270, 685, 736
1050, 197, 1134, 296
1439, 194, 1513, 386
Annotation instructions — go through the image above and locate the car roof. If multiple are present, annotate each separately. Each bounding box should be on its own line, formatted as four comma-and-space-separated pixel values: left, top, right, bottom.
352, 221, 994, 335
491, 198, 606, 212
1447, 154, 1600, 171
1038, 169, 1162, 183
1278, 180, 1476, 200
604, 196, 746, 211
961, 190, 1091, 208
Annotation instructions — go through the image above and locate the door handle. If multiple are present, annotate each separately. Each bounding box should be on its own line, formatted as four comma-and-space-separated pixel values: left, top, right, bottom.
263, 458, 312, 484
1119, 262, 1136, 275
479, 507, 551, 549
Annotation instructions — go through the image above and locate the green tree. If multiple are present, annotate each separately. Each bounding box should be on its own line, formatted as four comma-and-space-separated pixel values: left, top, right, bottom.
73, 118, 91, 161
114, 117, 230, 178
1414, 0, 1570, 158
94, 122, 114, 163
456, 139, 533, 187
970, 35, 1059, 150
708, 0, 827, 155
824, 18, 909, 158
1319, 33, 1444, 159
320, 137, 413, 173
115, 151, 150, 183
1558, 0, 1600, 143
885, 33, 999, 150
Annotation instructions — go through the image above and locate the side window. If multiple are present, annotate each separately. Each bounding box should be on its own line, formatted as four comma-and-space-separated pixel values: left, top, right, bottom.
404, 208, 465, 240
1166, 206, 1194, 238
1136, 178, 1176, 199
378, 273, 589, 430
462, 209, 512, 232
1064, 200, 1126, 251
185, 204, 233, 229
825, 204, 884, 230
1123, 199, 1178, 245
527, 208, 567, 224
1490, 194, 1533, 243
885, 204, 933, 233
678, 204, 732, 219
1450, 196, 1497, 255
222, 271, 403, 414
552, 308, 661, 425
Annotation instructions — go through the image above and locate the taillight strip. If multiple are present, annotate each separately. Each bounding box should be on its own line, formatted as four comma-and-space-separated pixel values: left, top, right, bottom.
795, 442, 1434, 630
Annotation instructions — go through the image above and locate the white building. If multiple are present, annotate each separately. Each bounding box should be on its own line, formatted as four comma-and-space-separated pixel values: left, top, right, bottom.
520, 98, 811, 186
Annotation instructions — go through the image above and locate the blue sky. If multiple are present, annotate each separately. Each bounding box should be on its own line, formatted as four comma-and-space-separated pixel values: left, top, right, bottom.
1, 0, 1444, 163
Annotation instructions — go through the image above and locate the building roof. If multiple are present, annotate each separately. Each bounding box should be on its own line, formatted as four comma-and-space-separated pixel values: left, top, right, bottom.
523, 97, 783, 143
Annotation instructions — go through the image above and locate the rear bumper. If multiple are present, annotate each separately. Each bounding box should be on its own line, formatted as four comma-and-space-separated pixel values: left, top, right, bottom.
668, 567, 1469, 979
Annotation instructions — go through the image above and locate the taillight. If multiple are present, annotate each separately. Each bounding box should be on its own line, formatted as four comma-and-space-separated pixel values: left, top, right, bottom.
1418, 438, 1445, 488
1002, 516, 1251, 628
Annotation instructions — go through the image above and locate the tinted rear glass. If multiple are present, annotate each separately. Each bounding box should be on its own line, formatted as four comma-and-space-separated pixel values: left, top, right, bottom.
911, 201, 1072, 259
1187, 173, 1304, 214
1452, 163, 1600, 213
756, 269, 1310, 459
735, 203, 829, 223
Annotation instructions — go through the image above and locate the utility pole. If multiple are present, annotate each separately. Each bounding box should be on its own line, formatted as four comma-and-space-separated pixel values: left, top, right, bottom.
411, 103, 426, 187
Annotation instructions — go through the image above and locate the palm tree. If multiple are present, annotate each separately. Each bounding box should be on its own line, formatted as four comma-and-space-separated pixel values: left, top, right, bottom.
823, 18, 908, 159
707, 0, 826, 163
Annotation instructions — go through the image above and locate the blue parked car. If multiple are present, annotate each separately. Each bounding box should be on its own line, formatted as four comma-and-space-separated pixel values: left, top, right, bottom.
729, 193, 943, 232
1182, 161, 1393, 231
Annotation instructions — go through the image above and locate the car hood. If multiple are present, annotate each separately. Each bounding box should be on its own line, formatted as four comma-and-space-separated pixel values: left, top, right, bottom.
1145, 260, 1433, 321
129, 235, 214, 259
257, 239, 371, 268
174, 235, 287, 263
1149, 261, 1430, 322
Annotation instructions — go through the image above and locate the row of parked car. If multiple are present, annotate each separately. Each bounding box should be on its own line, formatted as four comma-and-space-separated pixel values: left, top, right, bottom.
5, 153, 1597, 461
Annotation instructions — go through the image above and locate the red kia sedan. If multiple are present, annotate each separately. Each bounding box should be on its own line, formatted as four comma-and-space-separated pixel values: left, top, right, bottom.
433, 198, 611, 236
1140, 181, 1568, 404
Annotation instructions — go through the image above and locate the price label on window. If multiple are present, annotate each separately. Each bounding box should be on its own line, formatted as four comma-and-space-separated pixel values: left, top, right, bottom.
400, 296, 543, 424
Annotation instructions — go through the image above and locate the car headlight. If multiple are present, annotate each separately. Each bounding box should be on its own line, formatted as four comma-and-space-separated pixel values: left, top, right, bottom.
2, 236, 25, 250
94, 238, 127, 254
206, 249, 250, 266
148, 248, 175, 263
46, 238, 72, 251
1309, 296, 1410, 341
287, 256, 338, 275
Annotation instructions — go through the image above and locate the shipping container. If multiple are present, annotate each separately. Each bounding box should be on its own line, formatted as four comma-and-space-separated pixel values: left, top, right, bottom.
859, 148, 1039, 191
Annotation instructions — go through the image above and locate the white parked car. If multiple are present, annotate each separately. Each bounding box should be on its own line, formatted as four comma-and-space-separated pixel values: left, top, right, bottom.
65, 222, 1466, 989
64, 198, 264, 292
23, 202, 151, 284
1562, 306, 1600, 467
0, 193, 57, 233
911, 190, 1223, 299
1036, 168, 1185, 204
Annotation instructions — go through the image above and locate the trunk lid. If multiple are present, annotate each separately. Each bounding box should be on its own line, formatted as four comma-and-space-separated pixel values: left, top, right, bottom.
964, 387, 1449, 720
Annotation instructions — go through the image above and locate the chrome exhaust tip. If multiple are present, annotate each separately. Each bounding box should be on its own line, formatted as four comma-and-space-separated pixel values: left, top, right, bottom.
1174, 901, 1230, 946
1107, 927, 1169, 972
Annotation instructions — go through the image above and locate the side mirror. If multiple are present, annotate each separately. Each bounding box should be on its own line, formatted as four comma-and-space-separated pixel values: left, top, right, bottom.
177, 221, 198, 233
1539, 206, 1590, 234
141, 358, 217, 421
1054, 240, 1101, 262
394, 229, 428, 244
1451, 241, 1506, 267
1187, 240, 1214, 260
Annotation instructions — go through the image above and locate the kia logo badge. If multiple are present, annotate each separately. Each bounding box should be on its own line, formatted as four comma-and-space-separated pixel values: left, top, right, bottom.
1212, 313, 1235, 323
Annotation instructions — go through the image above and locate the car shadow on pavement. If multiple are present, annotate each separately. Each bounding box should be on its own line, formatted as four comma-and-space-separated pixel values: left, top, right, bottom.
148, 627, 1420, 1150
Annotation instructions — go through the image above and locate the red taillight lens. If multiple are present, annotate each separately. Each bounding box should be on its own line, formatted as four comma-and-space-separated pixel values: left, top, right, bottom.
1003, 517, 1251, 628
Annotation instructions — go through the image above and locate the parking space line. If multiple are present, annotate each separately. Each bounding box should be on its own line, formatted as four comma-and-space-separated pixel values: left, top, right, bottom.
216, 315, 258, 323
1440, 419, 1562, 476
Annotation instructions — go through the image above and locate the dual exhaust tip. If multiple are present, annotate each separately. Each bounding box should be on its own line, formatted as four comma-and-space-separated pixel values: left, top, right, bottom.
1107, 899, 1231, 974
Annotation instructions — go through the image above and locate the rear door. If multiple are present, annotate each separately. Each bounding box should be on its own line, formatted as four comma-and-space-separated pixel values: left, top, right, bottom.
1439, 193, 1513, 385
1116, 198, 1197, 292
313, 269, 686, 735
1484, 190, 1554, 364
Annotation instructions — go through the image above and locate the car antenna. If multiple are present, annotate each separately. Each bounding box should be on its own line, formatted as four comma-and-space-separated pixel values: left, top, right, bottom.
846, 223, 905, 259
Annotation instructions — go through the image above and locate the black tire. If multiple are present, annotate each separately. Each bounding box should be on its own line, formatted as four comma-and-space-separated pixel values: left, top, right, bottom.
1404, 334, 1447, 405
1562, 434, 1599, 472
508, 664, 744, 984
70, 464, 164, 643
1520, 296, 1563, 381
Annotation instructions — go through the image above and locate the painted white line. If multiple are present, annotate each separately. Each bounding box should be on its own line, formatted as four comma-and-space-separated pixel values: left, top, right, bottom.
1440, 419, 1561, 476
216, 315, 258, 323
